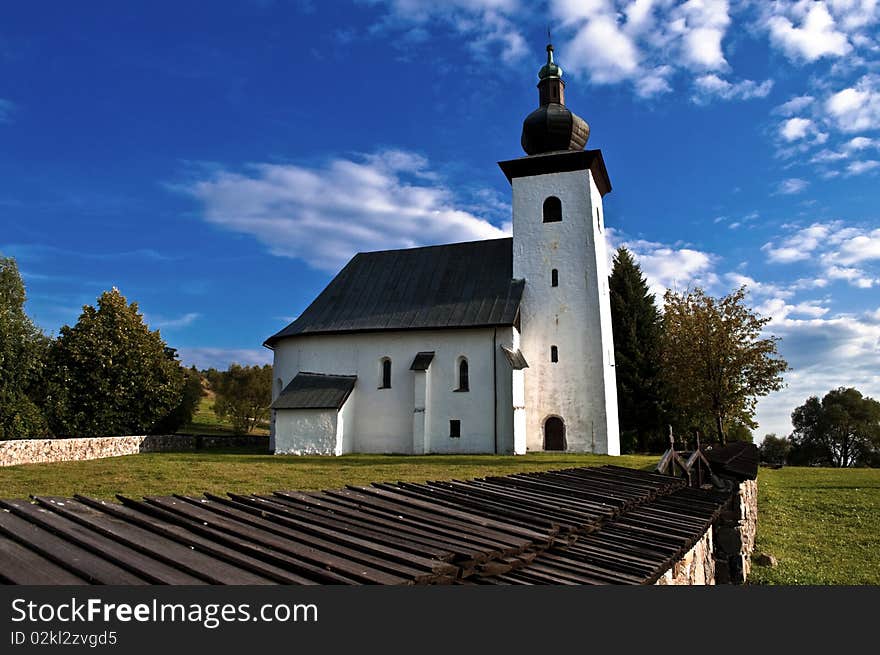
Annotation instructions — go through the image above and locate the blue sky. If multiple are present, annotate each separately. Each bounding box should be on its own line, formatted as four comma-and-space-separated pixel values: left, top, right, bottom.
1, 1, 878, 440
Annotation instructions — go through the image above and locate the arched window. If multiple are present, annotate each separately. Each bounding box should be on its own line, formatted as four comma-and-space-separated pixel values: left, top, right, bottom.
551, 269, 559, 287
379, 357, 392, 389
550, 345, 558, 363
456, 357, 469, 392
543, 196, 562, 223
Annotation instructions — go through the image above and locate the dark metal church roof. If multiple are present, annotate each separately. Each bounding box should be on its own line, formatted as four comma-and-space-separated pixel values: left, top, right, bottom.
265, 238, 524, 347
410, 352, 436, 371
270, 372, 357, 410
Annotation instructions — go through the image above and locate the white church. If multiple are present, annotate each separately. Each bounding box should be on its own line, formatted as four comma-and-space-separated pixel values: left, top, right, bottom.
265, 44, 620, 456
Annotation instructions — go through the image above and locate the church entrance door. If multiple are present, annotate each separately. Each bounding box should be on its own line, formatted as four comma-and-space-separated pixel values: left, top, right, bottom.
544, 417, 565, 451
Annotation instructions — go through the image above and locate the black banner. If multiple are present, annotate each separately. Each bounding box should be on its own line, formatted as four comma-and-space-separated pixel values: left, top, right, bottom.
1, 586, 877, 652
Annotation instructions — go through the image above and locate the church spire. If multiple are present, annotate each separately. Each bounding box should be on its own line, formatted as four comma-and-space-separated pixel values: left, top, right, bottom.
520, 39, 590, 156
537, 42, 565, 105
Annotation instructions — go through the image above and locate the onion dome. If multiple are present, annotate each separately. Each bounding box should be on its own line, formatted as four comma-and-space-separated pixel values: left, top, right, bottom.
521, 43, 590, 156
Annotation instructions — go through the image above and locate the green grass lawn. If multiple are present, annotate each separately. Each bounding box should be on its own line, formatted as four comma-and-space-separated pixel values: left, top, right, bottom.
177, 395, 269, 437
0, 452, 656, 500
749, 466, 880, 585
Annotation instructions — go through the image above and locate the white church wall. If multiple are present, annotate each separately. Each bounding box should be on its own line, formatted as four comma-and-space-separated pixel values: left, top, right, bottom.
512, 167, 620, 455
272, 328, 516, 454
274, 408, 340, 455
336, 395, 354, 455
590, 176, 621, 455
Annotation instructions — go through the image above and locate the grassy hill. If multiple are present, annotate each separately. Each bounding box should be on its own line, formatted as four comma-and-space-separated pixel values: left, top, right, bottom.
177, 391, 269, 437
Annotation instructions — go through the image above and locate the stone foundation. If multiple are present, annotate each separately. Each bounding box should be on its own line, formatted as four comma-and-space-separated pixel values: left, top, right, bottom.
655, 528, 715, 585
0, 434, 269, 467
713, 478, 758, 584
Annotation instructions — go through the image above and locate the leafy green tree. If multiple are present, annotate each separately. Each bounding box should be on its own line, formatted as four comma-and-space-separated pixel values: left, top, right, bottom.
44, 288, 187, 436
0, 256, 49, 439
759, 434, 791, 466
661, 286, 788, 444
727, 421, 754, 443
790, 387, 880, 467
213, 364, 272, 434
154, 365, 204, 434
609, 247, 665, 452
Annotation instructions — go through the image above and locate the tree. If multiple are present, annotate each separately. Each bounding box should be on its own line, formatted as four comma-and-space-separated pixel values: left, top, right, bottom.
759, 434, 791, 466
727, 421, 754, 443
660, 286, 788, 444
154, 365, 204, 434
0, 256, 49, 439
790, 387, 880, 467
608, 247, 665, 452
44, 288, 188, 436
213, 364, 272, 434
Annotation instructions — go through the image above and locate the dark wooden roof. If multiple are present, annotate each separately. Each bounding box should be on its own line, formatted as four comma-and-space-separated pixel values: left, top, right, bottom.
705, 442, 759, 481
265, 238, 524, 347
0, 465, 735, 586
410, 352, 435, 371
270, 372, 357, 410
500, 345, 529, 370
497, 149, 611, 197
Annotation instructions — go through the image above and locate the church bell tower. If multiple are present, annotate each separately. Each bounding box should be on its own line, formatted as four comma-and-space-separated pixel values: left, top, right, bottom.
498, 43, 620, 455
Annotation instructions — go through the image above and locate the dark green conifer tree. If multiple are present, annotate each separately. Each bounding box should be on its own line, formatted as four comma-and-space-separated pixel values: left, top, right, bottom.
609, 247, 665, 452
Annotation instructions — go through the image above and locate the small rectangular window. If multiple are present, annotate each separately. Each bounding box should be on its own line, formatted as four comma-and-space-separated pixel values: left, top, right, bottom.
551, 345, 558, 363
450, 420, 461, 438
551, 269, 558, 287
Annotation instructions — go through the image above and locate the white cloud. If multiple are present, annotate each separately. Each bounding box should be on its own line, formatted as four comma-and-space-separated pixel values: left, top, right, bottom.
765, 1, 852, 62
762, 222, 834, 263
549, 0, 739, 100
834, 227, 880, 264
773, 95, 815, 116
846, 159, 880, 174
180, 149, 508, 271
692, 74, 773, 103
826, 265, 877, 287
724, 272, 794, 300
754, 313, 880, 438
567, 14, 641, 84
671, 0, 732, 71
779, 117, 814, 141
149, 312, 201, 330
825, 75, 880, 132
762, 221, 880, 288
608, 231, 718, 300
610, 229, 880, 440
177, 347, 272, 370
826, 0, 880, 31
846, 136, 877, 151
363, 0, 527, 62
810, 148, 850, 163
775, 177, 809, 195
634, 65, 674, 97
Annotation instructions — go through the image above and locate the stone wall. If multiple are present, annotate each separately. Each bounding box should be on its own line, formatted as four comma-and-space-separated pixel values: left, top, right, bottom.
713, 478, 758, 584
655, 478, 758, 586
0, 434, 269, 467
655, 528, 715, 585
